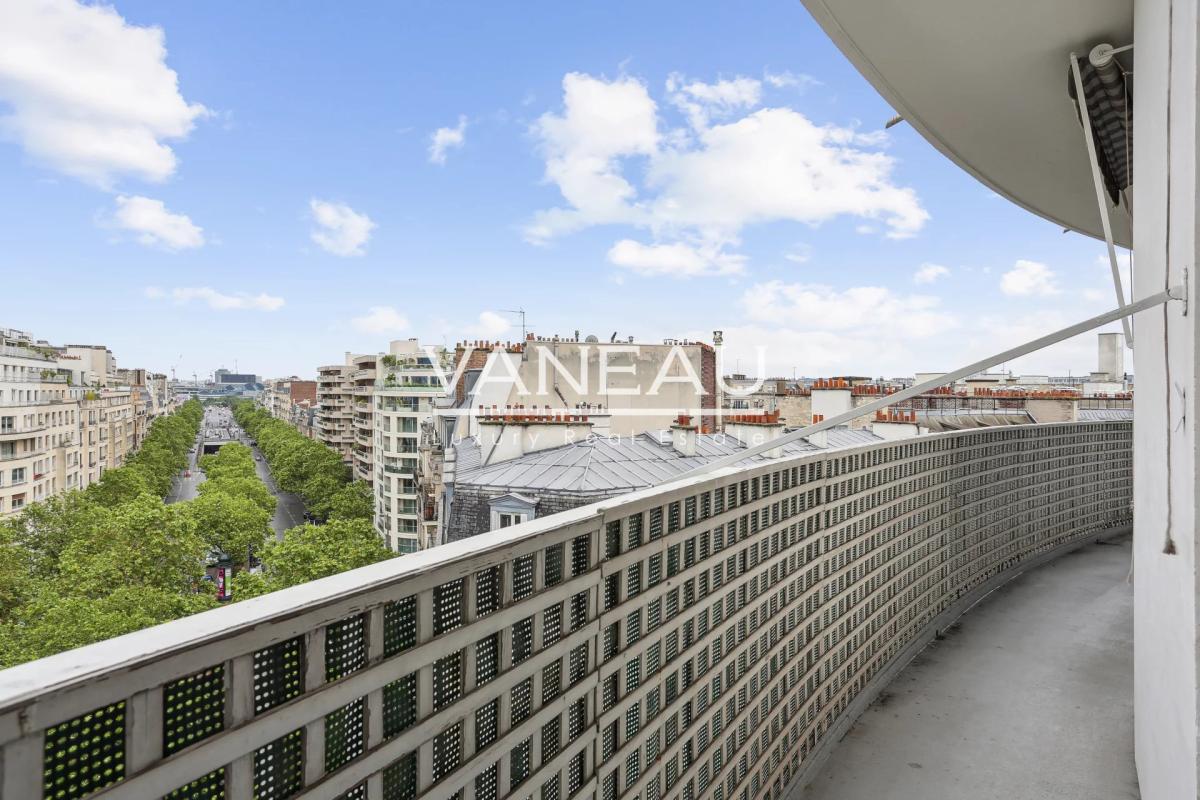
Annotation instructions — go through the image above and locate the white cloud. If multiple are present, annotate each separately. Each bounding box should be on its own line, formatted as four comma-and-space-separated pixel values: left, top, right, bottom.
607, 238, 745, 277
351, 306, 409, 336
784, 244, 812, 264
913, 263, 950, 284
0, 0, 207, 186
309, 199, 375, 257
647, 108, 927, 240
708, 254, 1124, 377
706, 281, 955, 377
526, 73, 927, 273
666, 73, 762, 130
742, 280, 954, 337
148, 287, 283, 312
476, 311, 511, 337
764, 70, 820, 91
1000, 259, 1059, 296
111, 195, 203, 250
429, 116, 467, 165
525, 73, 659, 242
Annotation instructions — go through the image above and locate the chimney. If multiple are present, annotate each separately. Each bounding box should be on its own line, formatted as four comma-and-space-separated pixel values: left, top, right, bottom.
808, 413, 827, 448
478, 406, 594, 466
870, 409, 925, 440
576, 402, 612, 436
1098, 332, 1124, 381
811, 378, 853, 422
726, 411, 785, 458
670, 414, 698, 456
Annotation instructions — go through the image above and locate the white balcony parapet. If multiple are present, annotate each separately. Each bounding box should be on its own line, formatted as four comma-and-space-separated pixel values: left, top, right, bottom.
0, 421, 1132, 800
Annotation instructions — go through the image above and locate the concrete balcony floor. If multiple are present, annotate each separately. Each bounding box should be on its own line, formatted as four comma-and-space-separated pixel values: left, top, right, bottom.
798, 536, 1137, 800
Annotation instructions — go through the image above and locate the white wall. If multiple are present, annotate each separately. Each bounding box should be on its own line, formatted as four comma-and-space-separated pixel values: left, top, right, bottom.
1132, 0, 1198, 796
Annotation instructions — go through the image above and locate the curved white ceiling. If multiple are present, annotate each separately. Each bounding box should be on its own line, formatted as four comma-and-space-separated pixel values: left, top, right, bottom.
800, 0, 1133, 247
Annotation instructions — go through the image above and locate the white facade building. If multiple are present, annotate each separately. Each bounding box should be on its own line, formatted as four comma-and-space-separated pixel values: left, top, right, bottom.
0, 328, 152, 516
370, 339, 449, 553
315, 357, 358, 464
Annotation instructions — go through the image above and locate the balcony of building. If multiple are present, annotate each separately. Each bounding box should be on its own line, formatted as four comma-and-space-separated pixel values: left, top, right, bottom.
381, 462, 414, 478
797, 535, 1134, 800
0, 446, 47, 463
0, 422, 1133, 800
0, 372, 68, 384
0, 424, 48, 441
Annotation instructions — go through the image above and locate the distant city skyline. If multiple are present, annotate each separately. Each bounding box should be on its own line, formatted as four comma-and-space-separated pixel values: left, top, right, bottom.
1, 0, 1125, 380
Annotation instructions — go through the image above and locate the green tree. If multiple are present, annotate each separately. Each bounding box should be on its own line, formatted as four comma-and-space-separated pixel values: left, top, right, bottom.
181, 491, 271, 567
197, 476, 277, 515
0, 491, 106, 582
53, 495, 208, 599
86, 465, 154, 507
0, 587, 217, 667
327, 481, 374, 521
233, 518, 394, 599
300, 473, 346, 520
0, 528, 32, 619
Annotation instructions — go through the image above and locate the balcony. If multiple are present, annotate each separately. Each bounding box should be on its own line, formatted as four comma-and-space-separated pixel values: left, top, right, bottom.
0, 373, 67, 384
0, 421, 1132, 800
801, 535, 1134, 799
375, 381, 445, 392
0, 447, 46, 462
0, 425, 48, 440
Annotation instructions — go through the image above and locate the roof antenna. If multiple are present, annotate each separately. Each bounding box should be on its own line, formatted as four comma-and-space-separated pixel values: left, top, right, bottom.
501, 308, 527, 340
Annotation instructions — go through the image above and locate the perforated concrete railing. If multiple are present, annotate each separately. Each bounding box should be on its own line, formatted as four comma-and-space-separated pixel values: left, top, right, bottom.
0, 421, 1132, 800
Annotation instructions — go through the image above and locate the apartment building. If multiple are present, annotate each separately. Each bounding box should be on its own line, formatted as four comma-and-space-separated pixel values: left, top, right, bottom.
260, 377, 318, 435
0, 345, 78, 515
370, 339, 449, 553
0, 327, 154, 516
314, 357, 358, 464
453, 333, 719, 436
76, 389, 139, 487
422, 333, 722, 543
350, 354, 377, 483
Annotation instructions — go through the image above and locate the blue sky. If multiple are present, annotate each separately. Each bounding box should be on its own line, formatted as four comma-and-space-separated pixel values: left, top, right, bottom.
0, 0, 1124, 380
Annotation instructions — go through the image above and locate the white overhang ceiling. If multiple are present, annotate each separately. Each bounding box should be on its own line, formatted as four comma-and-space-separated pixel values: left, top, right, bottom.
800, 0, 1133, 247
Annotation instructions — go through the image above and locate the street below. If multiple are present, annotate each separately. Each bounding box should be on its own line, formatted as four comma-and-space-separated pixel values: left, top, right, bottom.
166, 404, 308, 540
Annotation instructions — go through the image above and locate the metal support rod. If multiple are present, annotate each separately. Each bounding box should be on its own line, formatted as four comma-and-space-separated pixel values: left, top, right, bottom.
686, 287, 1179, 477
1070, 51, 1134, 345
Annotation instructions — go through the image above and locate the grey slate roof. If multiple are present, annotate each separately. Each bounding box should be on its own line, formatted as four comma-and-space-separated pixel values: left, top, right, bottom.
451, 427, 881, 494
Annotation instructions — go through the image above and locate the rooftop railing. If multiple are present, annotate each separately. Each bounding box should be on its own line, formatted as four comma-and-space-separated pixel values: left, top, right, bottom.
0, 345, 55, 363
0, 421, 1131, 800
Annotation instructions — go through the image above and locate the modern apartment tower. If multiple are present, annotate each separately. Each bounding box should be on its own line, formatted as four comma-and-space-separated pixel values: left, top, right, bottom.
315, 356, 358, 464
370, 339, 449, 552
